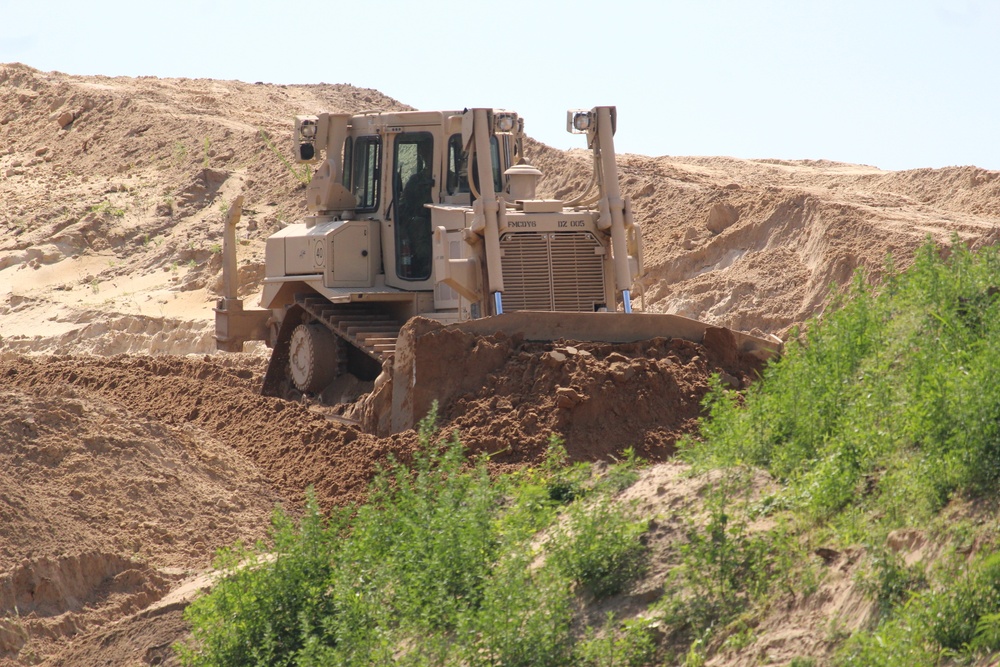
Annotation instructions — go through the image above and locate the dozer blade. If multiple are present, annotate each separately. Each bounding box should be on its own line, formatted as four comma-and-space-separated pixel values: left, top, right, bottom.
441, 311, 781, 360
383, 311, 781, 436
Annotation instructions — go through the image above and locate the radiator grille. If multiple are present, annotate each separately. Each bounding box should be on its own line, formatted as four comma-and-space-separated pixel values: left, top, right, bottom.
499, 232, 606, 312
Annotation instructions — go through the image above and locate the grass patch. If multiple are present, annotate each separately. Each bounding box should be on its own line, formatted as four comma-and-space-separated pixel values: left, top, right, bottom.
89, 200, 126, 218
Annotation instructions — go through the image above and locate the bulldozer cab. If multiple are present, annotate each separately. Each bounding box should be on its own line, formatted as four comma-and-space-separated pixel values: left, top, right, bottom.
331, 113, 512, 291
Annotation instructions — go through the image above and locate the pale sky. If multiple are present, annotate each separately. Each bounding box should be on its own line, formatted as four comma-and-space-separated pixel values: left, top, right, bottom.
2, 0, 997, 171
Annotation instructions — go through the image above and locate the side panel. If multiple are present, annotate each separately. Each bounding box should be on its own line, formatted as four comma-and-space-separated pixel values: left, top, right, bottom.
433, 231, 464, 310
284, 225, 328, 275
326, 220, 381, 287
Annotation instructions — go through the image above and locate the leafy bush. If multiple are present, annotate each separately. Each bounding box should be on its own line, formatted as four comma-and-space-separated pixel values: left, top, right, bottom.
178, 409, 655, 666
836, 552, 1000, 665
176, 491, 345, 667
682, 239, 1000, 527
458, 553, 574, 667
575, 613, 658, 667
660, 473, 800, 644
857, 545, 928, 619
548, 495, 649, 599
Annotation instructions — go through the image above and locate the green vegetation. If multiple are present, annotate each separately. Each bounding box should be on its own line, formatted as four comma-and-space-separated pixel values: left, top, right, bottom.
173, 140, 189, 167
89, 200, 126, 218
684, 239, 1000, 528
659, 471, 808, 650
681, 238, 1000, 664
177, 411, 650, 667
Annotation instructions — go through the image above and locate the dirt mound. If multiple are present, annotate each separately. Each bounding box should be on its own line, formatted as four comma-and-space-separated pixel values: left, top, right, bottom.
612, 155, 1000, 334
0, 367, 283, 663
0, 330, 763, 510
444, 335, 755, 462
357, 320, 765, 464
0, 377, 280, 570
0, 63, 409, 356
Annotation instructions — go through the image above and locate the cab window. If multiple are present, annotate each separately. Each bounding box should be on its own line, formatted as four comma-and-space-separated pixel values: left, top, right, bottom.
351, 136, 380, 212
393, 132, 434, 281
447, 133, 502, 196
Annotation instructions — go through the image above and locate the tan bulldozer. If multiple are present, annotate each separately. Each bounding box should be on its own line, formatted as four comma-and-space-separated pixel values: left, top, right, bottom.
215, 106, 779, 432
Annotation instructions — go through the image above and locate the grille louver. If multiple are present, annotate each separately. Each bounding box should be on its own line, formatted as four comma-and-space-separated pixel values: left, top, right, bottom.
499, 232, 606, 312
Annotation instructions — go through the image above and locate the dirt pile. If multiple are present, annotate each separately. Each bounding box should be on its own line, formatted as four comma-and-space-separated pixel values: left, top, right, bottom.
356, 319, 766, 462
0, 370, 282, 665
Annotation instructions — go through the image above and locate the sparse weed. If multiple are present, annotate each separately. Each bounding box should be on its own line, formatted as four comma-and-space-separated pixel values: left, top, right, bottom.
90, 200, 125, 218
259, 128, 313, 185
172, 141, 188, 166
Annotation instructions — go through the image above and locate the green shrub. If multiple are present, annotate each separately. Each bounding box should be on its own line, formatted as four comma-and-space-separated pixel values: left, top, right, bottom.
858, 545, 928, 619
683, 239, 1000, 527
458, 553, 574, 667
177, 491, 345, 667
179, 408, 655, 666
837, 551, 1000, 665
575, 613, 658, 667
548, 495, 649, 599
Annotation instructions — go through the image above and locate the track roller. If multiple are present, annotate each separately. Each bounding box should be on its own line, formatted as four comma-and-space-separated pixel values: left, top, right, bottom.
288, 322, 341, 393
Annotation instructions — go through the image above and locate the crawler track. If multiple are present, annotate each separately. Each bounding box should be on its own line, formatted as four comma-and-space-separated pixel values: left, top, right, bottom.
262, 295, 403, 397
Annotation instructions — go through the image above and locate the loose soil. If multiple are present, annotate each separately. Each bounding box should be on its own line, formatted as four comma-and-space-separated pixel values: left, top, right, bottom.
1, 62, 998, 665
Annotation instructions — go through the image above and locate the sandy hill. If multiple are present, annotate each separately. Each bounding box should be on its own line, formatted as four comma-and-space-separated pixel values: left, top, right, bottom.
1, 62, 999, 665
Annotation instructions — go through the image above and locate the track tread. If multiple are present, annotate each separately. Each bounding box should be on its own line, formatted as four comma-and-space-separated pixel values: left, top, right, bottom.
294, 295, 402, 363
